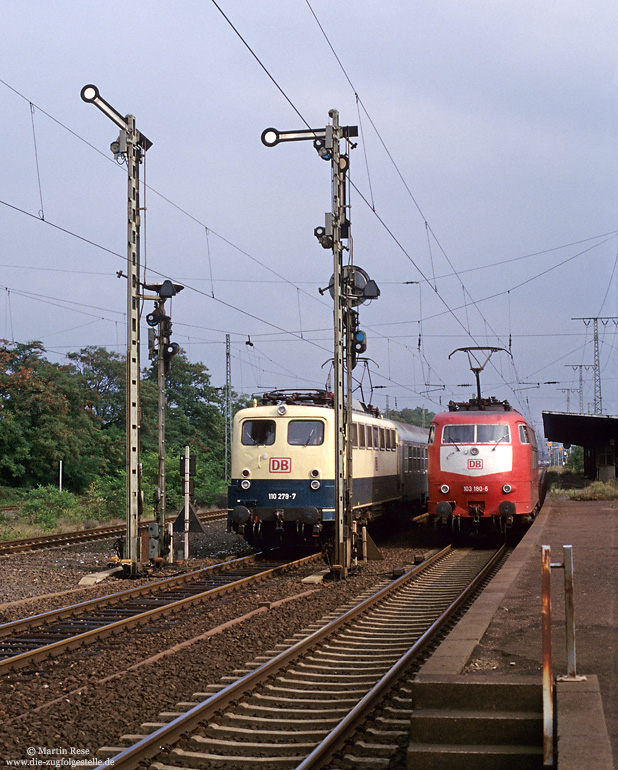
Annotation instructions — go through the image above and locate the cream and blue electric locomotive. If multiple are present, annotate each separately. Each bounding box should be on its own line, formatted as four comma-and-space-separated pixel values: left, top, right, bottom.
228, 390, 428, 547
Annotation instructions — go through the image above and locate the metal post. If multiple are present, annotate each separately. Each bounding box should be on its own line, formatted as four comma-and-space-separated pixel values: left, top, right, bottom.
80, 86, 151, 576
167, 522, 174, 564
592, 318, 602, 414
59, 460, 63, 492
563, 545, 576, 678
361, 524, 367, 562
225, 334, 232, 480
330, 109, 348, 578
556, 544, 586, 682
183, 445, 190, 561
572, 317, 618, 414
259, 115, 360, 579
578, 365, 584, 414
541, 545, 554, 767
156, 303, 166, 557
125, 115, 142, 575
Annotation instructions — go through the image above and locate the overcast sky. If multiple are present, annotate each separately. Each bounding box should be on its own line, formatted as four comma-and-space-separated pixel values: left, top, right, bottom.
1, 0, 616, 436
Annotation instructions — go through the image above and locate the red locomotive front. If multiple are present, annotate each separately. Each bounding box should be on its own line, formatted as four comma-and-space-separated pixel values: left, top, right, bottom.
427, 398, 542, 536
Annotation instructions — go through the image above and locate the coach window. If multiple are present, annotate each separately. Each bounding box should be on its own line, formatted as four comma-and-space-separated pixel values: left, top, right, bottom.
373, 426, 379, 449
242, 420, 276, 446
351, 423, 358, 448
379, 427, 385, 449
519, 425, 530, 444
358, 424, 366, 448
288, 420, 324, 446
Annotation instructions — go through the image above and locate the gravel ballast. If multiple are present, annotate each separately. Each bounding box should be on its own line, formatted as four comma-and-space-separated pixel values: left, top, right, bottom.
0, 519, 435, 765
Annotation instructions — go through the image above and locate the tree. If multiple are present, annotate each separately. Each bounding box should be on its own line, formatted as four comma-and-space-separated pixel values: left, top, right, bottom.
142, 350, 224, 455
565, 445, 584, 475
388, 406, 435, 427
67, 346, 125, 428
0, 341, 105, 490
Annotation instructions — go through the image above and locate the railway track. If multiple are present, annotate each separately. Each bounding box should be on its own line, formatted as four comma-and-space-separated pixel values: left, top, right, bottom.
0, 550, 320, 675
0, 509, 227, 556
97, 544, 507, 769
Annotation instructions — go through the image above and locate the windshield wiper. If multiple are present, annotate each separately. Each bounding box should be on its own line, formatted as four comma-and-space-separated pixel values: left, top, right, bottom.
491, 435, 508, 451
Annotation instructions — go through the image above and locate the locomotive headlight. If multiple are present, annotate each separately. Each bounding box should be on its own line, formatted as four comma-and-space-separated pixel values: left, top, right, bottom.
440, 484, 450, 494
502, 484, 512, 494
310, 479, 321, 490
240, 479, 251, 490
241, 469, 250, 478
310, 468, 320, 478
277, 405, 287, 415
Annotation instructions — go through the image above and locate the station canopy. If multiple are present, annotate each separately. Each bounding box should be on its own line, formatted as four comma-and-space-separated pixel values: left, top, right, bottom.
542, 411, 618, 447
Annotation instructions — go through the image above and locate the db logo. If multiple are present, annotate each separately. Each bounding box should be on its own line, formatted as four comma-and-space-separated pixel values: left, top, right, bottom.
269, 457, 291, 473
468, 459, 483, 470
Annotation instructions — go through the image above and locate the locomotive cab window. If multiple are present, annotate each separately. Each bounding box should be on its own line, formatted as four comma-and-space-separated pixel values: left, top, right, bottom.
519, 425, 530, 444
443, 424, 475, 444
242, 419, 276, 446
477, 424, 510, 444
288, 420, 324, 446
442, 423, 510, 445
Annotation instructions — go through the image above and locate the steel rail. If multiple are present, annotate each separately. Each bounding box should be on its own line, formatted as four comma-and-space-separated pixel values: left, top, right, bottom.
0, 510, 227, 555
98, 545, 456, 770
0, 551, 320, 674
296, 543, 508, 769
0, 550, 263, 638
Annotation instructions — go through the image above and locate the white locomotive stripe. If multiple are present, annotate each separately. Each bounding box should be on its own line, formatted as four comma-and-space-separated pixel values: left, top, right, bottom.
439, 446, 512, 476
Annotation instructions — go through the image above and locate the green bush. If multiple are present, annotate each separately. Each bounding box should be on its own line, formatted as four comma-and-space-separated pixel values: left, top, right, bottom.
20, 486, 81, 531
82, 473, 125, 523
0, 487, 26, 505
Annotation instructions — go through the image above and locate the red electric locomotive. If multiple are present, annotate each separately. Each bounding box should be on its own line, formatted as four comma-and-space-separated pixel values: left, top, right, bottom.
427, 396, 545, 537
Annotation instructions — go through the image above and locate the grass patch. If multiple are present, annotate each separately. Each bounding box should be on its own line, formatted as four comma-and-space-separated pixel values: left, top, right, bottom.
0, 480, 126, 541
565, 479, 618, 501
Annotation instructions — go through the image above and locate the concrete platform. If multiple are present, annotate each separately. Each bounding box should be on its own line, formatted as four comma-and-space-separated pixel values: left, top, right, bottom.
415, 499, 617, 769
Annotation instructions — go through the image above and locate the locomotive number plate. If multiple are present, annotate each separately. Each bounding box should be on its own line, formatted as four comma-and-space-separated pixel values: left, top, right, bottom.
463, 485, 489, 493
268, 492, 297, 500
